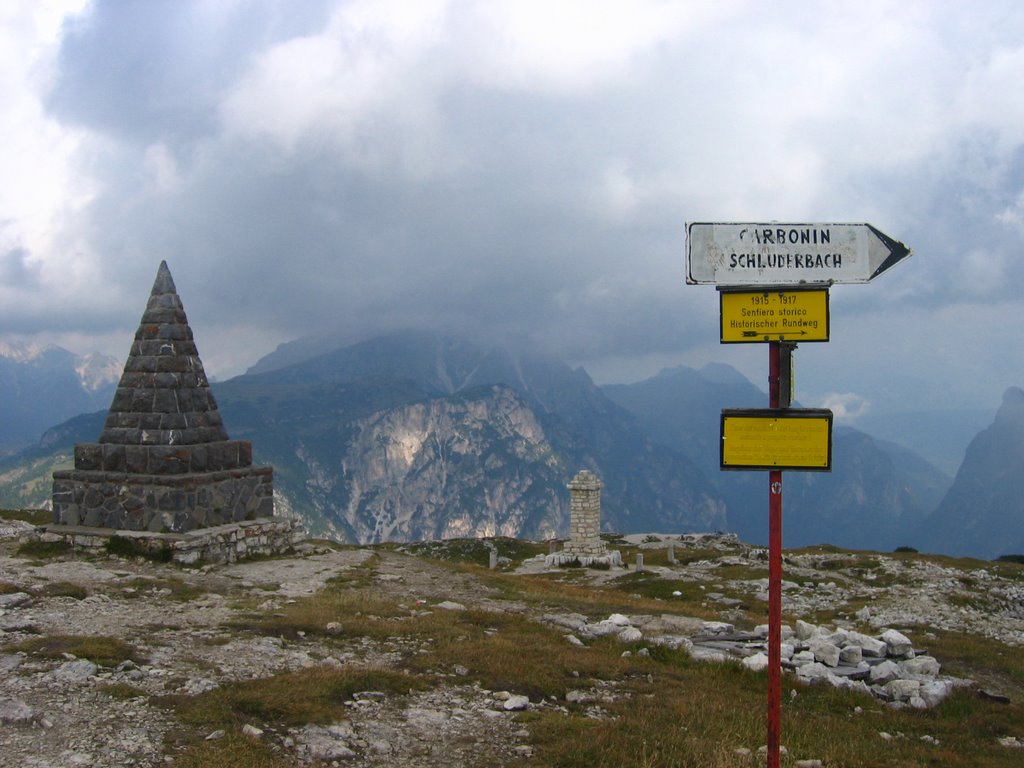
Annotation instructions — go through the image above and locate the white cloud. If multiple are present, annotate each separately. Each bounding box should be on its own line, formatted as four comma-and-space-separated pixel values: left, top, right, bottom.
0, 0, 94, 293
818, 392, 872, 424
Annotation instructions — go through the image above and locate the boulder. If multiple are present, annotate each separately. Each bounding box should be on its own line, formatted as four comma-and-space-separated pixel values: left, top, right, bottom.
617, 627, 643, 644
742, 653, 769, 672
839, 645, 863, 665
880, 629, 913, 658
899, 656, 940, 679
884, 679, 921, 702
846, 631, 888, 658
868, 660, 901, 685
920, 680, 954, 708
808, 639, 841, 668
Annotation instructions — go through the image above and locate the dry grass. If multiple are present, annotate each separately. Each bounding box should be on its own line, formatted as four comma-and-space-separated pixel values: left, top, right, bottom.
171, 666, 425, 731
119, 576, 212, 602
40, 580, 89, 599
172, 732, 291, 768
0, 508, 51, 525
13, 634, 146, 667
14, 539, 71, 560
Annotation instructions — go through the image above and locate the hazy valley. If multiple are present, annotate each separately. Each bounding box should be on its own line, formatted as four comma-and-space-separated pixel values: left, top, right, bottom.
1, 331, 1022, 559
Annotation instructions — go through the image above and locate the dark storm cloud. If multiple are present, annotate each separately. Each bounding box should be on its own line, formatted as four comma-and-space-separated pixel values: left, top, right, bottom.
46, 0, 336, 145
4, 0, 1024, 415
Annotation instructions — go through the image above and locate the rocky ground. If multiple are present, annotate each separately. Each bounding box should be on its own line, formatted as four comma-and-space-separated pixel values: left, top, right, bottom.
1, 523, 1022, 767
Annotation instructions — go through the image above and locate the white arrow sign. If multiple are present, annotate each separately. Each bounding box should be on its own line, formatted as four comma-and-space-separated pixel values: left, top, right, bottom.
686, 222, 911, 285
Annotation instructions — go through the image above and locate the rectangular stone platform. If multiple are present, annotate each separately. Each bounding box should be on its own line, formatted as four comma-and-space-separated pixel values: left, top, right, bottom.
52, 465, 273, 532
38, 518, 302, 565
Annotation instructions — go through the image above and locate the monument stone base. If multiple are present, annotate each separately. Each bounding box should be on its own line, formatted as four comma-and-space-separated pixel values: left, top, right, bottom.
38, 518, 301, 565
545, 550, 622, 568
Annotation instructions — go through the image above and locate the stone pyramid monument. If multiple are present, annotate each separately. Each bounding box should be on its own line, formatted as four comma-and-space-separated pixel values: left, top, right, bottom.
52, 261, 274, 533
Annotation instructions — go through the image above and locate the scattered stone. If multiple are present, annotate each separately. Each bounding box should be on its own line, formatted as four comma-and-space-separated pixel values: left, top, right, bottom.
296, 724, 357, 761
242, 724, 264, 739
808, 638, 841, 667
900, 656, 940, 679
979, 689, 1012, 704
617, 627, 642, 643
869, 660, 901, 685
880, 629, 913, 658
53, 659, 98, 682
435, 600, 466, 611
503, 695, 530, 711
0, 697, 35, 724
0, 592, 32, 609
742, 653, 769, 672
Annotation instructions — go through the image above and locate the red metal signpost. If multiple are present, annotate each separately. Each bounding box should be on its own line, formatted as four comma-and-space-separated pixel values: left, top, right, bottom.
686, 222, 911, 768
767, 341, 784, 768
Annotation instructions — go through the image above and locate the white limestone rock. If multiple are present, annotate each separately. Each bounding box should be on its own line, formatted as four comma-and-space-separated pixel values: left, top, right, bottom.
880, 629, 913, 658
868, 660, 901, 685
839, 645, 863, 665
795, 619, 820, 640
884, 679, 921, 702
808, 639, 841, 668
53, 659, 98, 682
0, 697, 35, 724
742, 653, 769, 672
435, 601, 466, 611
617, 627, 643, 644
920, 680, 954, 708
846, 631, 888, 658
899, 656, 940, 679
503, 695, 530, 711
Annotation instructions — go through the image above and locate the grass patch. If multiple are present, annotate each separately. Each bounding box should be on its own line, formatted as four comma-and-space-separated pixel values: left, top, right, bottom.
526, 653, 1024, 767
13, 634, 146, 666
0, 580, 21, 594
171, 666, 425, 731
0, 508, 51, 525
15, 539, 71, 560
41, 580, 89, 599
406, 607, 643, 700
927, 630, 1024, 697
98, 682, 147, 700
173, 732, 292, 768
120, 576, 210, 602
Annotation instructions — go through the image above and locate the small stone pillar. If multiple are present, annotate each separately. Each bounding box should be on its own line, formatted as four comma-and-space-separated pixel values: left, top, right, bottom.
545, 470, 621, 567
488, 548, 498, 570
635, 553, 644, 572
667, 542, 676, 564
564, 470, 606, 558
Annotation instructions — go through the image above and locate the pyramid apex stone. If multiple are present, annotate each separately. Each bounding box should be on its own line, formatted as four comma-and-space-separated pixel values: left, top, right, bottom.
151, 260, 177, 296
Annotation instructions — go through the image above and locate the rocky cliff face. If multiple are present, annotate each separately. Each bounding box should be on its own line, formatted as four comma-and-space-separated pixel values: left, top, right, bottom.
305, 385, 566, 543
213, 332, 725, 543
917, 387, 1024, 559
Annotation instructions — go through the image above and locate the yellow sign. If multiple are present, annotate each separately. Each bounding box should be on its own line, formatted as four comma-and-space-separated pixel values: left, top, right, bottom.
721, 409, 833, 471
720, 288, 829, 343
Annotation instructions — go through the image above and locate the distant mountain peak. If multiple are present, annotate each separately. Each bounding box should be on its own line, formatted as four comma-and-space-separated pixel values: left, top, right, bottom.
997, 386, 1024, 423
0, 341, 56, 362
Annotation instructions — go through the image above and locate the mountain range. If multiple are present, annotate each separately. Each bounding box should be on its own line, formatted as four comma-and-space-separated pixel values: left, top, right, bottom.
0, 342, 119, 454
0, 330, 1021, 558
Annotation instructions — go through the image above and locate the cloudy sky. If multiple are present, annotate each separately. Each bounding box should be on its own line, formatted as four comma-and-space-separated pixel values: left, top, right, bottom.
3, 0, 1024, 424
